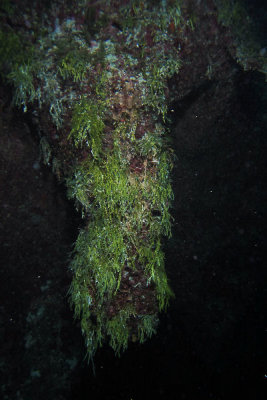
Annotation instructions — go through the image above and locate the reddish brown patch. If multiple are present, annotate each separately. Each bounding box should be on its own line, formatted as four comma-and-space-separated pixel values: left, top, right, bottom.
168, 20, 176, 35
130, 157, 144, 173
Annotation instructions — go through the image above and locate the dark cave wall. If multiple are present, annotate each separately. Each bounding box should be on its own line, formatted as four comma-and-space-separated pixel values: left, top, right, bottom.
0, 95, 83, 399
165, 68, 266, 396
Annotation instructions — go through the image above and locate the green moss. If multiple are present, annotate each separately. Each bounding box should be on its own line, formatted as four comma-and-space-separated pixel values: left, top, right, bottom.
138, 315, 158, 343
1, 0, 181, 361
67, 112, 174, 358
137, 239, 174, 311
94, 68, 109, 100
215, 0, 267, 77
0, 30, 23, 72
68, 264, 105, 357
106, 307, 136, 355
143, 57, 181, 119
0, 29, 66, 122
72, 221, 127, 296
7, 63, 36, 111
67, 131, 174, 358
135, 126, 164, 157
68, 221, 130, 356
0, 29, 37, 111
59, 51, 89, 82
69, 97, 105, 157
56, 35, 102, 82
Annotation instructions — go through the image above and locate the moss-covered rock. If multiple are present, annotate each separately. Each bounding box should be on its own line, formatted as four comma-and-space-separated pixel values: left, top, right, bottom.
2, 0, 265, 362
